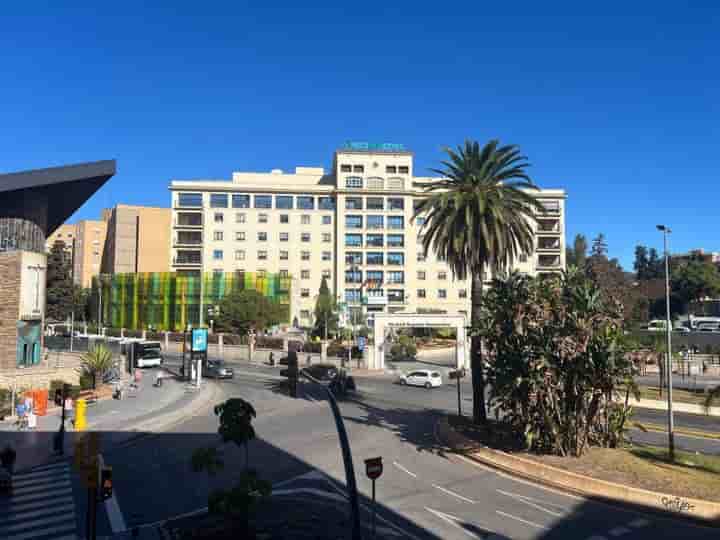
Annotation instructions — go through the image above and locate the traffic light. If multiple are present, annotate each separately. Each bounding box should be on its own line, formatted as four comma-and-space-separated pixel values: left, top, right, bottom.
100, 466, 113, 500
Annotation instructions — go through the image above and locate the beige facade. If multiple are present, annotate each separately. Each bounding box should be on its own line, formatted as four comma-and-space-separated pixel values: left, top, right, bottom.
102, 205, 171, 275
169, 145, 566, 327
73, 220, 107, 288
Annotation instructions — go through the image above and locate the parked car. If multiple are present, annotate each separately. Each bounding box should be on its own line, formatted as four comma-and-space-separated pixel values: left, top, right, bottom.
398, 370, 443, 389
674, 326, 690, 333
303, 364, 339, 384
202, 360, 234, 379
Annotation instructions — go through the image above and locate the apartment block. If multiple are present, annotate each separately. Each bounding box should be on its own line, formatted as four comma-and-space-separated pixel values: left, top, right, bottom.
169, 143, 566, 327
73, 220, 107, 288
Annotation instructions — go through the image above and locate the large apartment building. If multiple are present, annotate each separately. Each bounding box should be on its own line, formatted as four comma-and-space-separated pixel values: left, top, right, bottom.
170, 143, 566, 327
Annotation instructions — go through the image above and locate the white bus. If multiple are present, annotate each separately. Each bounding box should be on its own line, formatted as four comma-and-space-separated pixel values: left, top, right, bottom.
122, 340, 163, 368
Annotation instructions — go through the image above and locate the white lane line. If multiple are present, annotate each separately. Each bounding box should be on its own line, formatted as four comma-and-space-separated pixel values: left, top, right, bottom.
425, 507, 484, 539
432, 484, 476, 504
392, 461, 417, 478
5, 523, 76, 540
497, 489, 566, 517
609, 526, 631, 536
4, 496, 74, 514
495, 510, 548, 531
629, 518, 650, 528
0, 503, 75, 525
0, 512, 75, 534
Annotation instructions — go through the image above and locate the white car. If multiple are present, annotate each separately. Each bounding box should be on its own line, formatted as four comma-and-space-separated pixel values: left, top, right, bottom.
398, 370, 443, 389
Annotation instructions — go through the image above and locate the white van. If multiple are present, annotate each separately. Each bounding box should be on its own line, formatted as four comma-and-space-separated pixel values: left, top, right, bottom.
646, 320, 671, 332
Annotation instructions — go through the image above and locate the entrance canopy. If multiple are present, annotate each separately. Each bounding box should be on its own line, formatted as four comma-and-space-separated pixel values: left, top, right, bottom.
371, 313, 469, 370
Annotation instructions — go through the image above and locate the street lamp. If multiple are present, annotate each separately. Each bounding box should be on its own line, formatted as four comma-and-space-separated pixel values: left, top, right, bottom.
656, 224, 675, 461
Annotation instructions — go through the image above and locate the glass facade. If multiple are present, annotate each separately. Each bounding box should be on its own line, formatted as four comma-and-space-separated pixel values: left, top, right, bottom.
319, 197, 335, 210
297, 196, 315, 209
366, 234, 383, 247
387, 216, 403, 229
254, 195, 272, 208
345, 234, 362, 247
346, 197, 363, 210
387, 234, 404, 247
387, 252, 404, 265
276, 195, 293, 209
232, 194, 250, 208
178, 193, 203, 207
345, 215, 363, 228
366, 252, 383, 265
210, 194, 228, 208
367, 215, 383, 229
0, 218, 45, 253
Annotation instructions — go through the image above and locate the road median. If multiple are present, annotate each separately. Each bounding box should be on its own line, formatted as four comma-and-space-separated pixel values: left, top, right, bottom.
437, 415, 720, 525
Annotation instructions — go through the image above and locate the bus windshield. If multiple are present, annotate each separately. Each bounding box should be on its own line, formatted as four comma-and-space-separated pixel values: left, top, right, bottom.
138, 343, 161, 359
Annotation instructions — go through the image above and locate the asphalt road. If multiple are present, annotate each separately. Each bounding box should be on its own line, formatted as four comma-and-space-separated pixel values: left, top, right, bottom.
93, 361, 718, 540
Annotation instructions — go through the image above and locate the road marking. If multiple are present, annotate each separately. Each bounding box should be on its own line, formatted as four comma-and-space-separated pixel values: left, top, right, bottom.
425, 507, 485, 539
495, 510, 548, 530
392, 461, 417, 478
273, 487, 348, 503
609, 526, 631, 536
497, 489, 566, 517
629, 518, 650, 528
432, 484, 476, 503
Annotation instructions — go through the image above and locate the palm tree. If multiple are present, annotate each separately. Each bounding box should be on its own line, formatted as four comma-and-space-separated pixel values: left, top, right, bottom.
80, 344, 113, 390
214, 398, 257, 470
414, 140, 542, 424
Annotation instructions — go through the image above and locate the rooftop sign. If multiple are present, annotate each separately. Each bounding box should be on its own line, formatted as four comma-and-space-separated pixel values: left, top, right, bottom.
342, 142, 406, 152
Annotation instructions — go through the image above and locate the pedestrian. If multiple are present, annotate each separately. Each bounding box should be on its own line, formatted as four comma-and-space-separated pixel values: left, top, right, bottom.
64, 396, 74, 425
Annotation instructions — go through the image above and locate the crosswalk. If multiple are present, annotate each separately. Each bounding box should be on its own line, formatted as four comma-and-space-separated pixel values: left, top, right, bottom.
0, 461, 78, 540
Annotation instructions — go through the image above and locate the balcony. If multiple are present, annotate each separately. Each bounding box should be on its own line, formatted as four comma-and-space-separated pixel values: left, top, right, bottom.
537, 237, 561, 251
537, 219, 560, 233
174, 232, 203, 247
173, 250, 202, 266
537, 255, 561, 268
537, 200, 560, 214
175, 212, 203, 227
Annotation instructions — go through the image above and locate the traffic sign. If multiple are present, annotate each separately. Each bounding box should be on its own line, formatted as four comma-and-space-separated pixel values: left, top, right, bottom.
364, 456, 383, 480
357, 336, 366, 352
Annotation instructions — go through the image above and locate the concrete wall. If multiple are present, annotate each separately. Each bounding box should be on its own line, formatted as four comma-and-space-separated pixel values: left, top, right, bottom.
0, 251, 21, 372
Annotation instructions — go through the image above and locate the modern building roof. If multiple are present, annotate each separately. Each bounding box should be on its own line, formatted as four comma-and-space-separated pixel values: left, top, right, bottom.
0, 160, 116, 235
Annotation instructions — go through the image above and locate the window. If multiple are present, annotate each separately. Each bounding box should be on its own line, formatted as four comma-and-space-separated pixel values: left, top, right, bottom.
367, 215, 383, 229
367, 177, 384, 189
353, 165, 364, 173
213, 250, 223, 260
346, 252, 362, 264
417, 289, 426, 298
417, 270, 426, 280
322, 233, 332, 243
232, 194, 250, 208
301, 310, 311, 319
366, 270, 383, 283
280, 214, 289, 224
346, 269, 362, 283
297, 196, 314, 210
213, 231, 223, 241
415, 216, 425, 226
345, 289, 361, 303
276, 232, 287, 242
235, 250, 245, 261
322, 269, 331, 279
387, 234, 404, 247
388, 198, 404, 210
258, 232, 267, 242
366, 252, 383, 265
366, 197, 384, 210
319, 197, 335, 210
210, 194, 228, 208
278, 269, 289, 278
346, 215, 363, 228
340, 164, 352, 172
459, 289, 468, 298
178, 193, 202, 207
346, 176, 363, 189
280, 250, 289, 260
214, 213, 224, 223
276, 195, 293, 209
301, 288, 310, 298
345, 234, 362, 247
346, 197, 363, 210
438, 289, 447, 299
236, 213, 246, 223
387, 216, 403, 229
254, 195, 272, 208
385, 165, 397, 174
388, 289, 405, 303
388, 271, 404, 284
258, 250, 268, 260
301, 215, 311, 225
387, 252, 404, 265
301, 270, 310, 279
322, 251, 332, 261
236, 231, 246, 241
438, 271, 447, 280
259, 213, 268, 223
366, 234, 383, 247
387, 177, 404, 190
301, 233, 311, 242
398, 166, 409, 174
417, 252, 426, 262
322, 215, 332, 225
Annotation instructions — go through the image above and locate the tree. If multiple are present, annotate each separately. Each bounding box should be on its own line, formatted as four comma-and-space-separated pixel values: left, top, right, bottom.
634, 245, 650, 280
215, 289, 284, 334
647, 248, 663, 279
573, 234, 588, 269
46, 241, 75, 322
670, 260, 720, 314
586, 250, 643, 324
591, 233, 608, 258
313, 277, 338, 340
80, 344, 113, 390
415, 140, 541, 424
478, 270, 637, 457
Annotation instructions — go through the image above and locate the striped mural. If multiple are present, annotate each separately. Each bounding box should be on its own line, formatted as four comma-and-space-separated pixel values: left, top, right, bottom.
95, 272, 291, 331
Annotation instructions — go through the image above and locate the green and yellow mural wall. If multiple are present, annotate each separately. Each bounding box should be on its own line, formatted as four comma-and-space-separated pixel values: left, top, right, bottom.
93, 272, 291, 331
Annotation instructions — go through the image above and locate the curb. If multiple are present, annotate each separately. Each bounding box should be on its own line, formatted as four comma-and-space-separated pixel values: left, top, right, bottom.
437, 416, 720, 525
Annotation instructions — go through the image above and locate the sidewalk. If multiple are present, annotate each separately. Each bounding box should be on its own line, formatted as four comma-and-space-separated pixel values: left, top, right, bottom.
0, 376, 220, 472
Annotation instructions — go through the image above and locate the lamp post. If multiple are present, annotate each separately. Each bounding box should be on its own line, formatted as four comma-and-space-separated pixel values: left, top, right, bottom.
657, 224, 675, 461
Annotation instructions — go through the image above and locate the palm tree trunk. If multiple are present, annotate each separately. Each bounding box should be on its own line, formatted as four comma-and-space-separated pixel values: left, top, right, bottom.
471, 273, 487, 424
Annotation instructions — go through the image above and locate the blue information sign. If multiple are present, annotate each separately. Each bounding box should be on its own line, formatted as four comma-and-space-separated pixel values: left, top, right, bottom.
357, 336, 366, 352
191, 328, 208, 353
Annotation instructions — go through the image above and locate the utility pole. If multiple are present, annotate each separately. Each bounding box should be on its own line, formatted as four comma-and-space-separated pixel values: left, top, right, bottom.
657, 224, 675, 461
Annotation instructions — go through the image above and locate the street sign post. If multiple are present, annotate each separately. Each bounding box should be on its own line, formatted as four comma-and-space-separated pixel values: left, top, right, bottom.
448, 367, 466, 417
365, 457, 383, 538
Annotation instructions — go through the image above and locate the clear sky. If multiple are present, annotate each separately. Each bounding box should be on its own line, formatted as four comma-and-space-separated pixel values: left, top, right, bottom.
1, 2, 718, 269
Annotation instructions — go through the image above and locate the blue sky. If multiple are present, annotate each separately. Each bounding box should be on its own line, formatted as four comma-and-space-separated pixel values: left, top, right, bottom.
1, 2, 718, 269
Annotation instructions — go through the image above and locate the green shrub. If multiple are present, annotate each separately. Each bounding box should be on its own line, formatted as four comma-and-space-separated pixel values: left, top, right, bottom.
79, 373, 94, 391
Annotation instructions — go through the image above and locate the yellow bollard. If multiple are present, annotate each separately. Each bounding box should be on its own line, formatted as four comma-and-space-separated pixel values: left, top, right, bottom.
75, 398, 87, 432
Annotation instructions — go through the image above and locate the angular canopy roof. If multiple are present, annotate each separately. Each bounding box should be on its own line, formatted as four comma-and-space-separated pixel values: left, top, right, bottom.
0, 160, 116, 235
